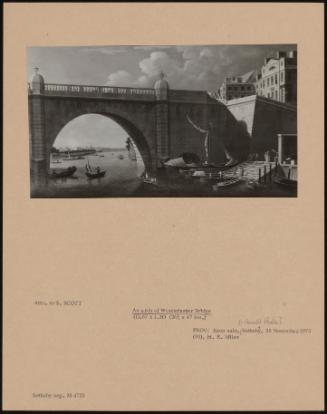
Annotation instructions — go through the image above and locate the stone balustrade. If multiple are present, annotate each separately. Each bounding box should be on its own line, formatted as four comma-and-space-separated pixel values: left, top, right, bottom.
28, 83, 156, 101
27, 82, 214, 103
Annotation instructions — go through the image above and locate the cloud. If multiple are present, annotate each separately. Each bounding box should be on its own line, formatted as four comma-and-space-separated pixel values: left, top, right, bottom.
106, 70, 134, 86
200, 47, 215, 58
105, 44, 297, 91
80, 47, 126, 55
176, 46, 201, 60
105, 47, 222, 90
139, 51, 182, 77
133, 46, 172, 51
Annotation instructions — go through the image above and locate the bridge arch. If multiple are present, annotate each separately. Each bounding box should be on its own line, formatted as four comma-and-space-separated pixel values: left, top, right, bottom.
29, 74, 244, 186
45, 108, 154, 173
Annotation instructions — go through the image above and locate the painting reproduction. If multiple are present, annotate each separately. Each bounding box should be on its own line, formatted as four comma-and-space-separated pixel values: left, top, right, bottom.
28, 44, 297, 198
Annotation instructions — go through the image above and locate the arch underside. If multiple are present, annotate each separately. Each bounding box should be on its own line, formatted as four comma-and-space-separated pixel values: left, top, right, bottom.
44, 99, 155, 172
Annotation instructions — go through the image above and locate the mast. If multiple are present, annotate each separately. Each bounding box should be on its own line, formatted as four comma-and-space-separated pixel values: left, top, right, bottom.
186, 114, 209, 164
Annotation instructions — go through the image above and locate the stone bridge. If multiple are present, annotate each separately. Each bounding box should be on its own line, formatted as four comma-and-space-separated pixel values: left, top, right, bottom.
28, 70, 251, 182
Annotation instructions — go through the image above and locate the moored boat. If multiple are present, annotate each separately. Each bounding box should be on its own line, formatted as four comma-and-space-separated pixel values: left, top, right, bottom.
85, 159, 106, 179
86, 170, 106, 179
212, 176, 242, 190
49, 166, 77, 179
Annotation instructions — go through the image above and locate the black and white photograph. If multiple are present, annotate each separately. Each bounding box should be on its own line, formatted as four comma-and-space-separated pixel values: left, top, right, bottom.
28, 44, 297, 197
5, 3, 324, 412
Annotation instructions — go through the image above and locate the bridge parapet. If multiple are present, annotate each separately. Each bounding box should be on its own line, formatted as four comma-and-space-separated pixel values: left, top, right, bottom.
28, 83, 156, 101
28, 82, 215, 104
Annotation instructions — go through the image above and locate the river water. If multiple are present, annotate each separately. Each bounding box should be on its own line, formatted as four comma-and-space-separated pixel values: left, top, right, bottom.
31, 149, 297, 198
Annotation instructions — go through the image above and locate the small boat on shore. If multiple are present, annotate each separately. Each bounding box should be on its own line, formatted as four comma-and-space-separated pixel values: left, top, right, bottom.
212, 176, 242, 190
49, 166, 77, 179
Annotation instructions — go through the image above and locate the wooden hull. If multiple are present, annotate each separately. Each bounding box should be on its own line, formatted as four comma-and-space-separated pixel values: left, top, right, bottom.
85, 171, 106, 179
212, 177, 242, 190
49, 166, 77, 179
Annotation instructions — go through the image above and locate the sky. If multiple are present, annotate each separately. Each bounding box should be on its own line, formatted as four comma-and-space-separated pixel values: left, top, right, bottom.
54, 114, 128, 149
27, 44, 296, 148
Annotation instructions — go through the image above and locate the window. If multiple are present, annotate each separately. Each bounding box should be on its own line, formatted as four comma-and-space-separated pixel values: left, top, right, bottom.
241, 86, 244, 91
275, 74, 278, 84
271, 76, 274, 84
247, 86, 251, 90
275, 90, 278, 100
263, 80, 265, 87
280, 71, 284, 83
267, 78, 270, 86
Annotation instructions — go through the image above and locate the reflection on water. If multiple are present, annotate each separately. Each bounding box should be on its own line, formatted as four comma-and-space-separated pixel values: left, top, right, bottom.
31, 150, 297, 198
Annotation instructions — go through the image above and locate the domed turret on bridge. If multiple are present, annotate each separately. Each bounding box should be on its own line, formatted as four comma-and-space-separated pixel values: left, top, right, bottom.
154, 72, 169, 100
31, 67, 45, 94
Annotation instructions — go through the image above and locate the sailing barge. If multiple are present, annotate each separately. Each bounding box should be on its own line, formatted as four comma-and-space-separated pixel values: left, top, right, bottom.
85, 159, 106, 179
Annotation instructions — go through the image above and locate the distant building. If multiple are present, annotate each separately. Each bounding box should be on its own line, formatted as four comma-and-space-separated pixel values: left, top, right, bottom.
217, 71, 257, 102
215, 50, 297, 105
255, 50, 297, 104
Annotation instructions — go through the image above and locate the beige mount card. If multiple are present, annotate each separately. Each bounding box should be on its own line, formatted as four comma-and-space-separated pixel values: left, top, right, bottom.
3, 3, 325, 411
